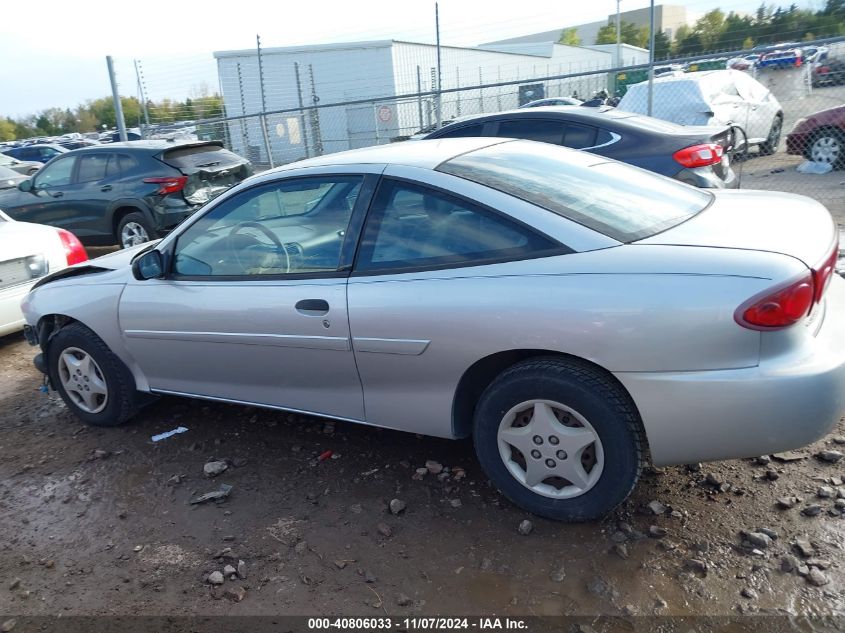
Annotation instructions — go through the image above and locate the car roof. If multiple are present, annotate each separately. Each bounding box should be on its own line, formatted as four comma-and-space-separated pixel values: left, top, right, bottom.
423, 105, 704, 136
272, 137, 510, 172
443, 104, 629, 124
62, 140, 225, 154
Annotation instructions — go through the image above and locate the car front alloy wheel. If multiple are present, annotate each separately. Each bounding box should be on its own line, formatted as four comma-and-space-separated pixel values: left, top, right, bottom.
48, 322, 139, 426
810, 132, 843, 167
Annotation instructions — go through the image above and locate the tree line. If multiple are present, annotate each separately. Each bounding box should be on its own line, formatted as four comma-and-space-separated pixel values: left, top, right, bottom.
0, 93, 224, 142
562, 1, 845, 59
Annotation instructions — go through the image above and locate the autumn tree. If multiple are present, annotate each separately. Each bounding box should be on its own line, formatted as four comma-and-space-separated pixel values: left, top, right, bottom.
558, 27, 582, 46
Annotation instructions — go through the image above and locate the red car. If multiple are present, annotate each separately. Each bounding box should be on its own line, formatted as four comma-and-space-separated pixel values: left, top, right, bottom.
786, 104, 845, 167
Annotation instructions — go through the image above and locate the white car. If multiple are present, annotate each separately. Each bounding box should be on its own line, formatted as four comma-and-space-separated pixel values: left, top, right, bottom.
0, 210, 87, 336
618, 69, 783, 155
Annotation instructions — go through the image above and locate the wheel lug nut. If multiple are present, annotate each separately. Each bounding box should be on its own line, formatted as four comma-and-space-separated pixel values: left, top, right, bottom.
557, 450, 568, 460
549, 436, 559, 445
531, 449, 541, 459
545, 459, 556, 468
532, 436, 543, 445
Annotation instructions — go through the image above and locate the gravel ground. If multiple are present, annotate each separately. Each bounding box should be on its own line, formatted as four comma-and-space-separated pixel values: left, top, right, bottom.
1, 330, 844, 620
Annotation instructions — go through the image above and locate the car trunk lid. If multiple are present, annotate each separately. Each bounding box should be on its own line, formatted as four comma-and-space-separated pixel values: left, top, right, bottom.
157, 142, 252, 205
636, 190, 837, 270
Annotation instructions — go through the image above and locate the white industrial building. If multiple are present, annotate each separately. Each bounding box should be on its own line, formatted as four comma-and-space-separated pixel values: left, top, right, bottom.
214, 39, 647, 164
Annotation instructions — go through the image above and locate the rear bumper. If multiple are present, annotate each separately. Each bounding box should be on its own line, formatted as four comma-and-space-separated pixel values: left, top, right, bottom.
0, 282, 33, 337
616, 276, 845, 466
149, 197, 201, 233
674, 165, 738, 189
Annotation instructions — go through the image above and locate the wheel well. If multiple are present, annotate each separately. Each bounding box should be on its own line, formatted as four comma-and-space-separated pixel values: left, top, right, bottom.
112, 206, 143, 238
451, 349, 648, 449
36, 314, 79, 352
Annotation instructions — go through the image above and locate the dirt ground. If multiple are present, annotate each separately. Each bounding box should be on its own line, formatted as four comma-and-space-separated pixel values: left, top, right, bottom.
1, 329, 845, 622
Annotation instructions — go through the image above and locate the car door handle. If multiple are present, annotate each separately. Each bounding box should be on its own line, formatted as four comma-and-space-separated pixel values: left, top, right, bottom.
100, 185, 113, 192
51, 191, 64, 198
295, 299, 329, 315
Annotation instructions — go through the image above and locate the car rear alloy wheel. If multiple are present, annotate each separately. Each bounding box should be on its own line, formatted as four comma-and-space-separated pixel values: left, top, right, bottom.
473, 357, 645, 521
759, 117, 782, 156
117, 212, 154, 249
810, 132, 843, 166
48, 322, 139, 426
57, 347, 108, 414
497, 400, 604, 499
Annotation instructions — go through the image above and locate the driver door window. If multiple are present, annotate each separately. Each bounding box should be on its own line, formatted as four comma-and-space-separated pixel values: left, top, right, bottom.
34, 157, 75, 188
173, 175, 363, 277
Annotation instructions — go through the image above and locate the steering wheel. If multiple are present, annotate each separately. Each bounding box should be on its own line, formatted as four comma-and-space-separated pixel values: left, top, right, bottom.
227, 221, 290, 273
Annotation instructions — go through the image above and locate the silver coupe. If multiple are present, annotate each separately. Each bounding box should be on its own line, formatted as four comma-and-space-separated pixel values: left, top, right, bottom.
21, 138, 845, 521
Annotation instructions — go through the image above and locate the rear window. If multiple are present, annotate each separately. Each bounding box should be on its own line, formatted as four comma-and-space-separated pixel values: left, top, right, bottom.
161, 144, 243, 170
437, 141, 711, 242
434, 123, 485, 138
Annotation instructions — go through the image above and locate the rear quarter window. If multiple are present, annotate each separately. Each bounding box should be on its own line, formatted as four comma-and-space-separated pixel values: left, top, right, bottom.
161, 145, 245, 170
437, 141, 711, 242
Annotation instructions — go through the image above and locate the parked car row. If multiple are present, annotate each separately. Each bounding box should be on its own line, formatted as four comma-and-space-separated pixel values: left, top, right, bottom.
727, 43, 828, 71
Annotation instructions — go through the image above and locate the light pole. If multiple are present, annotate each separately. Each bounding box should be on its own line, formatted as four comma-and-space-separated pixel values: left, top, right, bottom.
615, 0, 622, 67
647, 0, 655, 116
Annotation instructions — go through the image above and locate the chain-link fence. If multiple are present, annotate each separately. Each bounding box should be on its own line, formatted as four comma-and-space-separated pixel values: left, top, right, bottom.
137, 37, 845, 231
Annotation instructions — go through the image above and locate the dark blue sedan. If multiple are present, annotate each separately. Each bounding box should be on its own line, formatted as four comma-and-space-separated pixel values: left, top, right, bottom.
421, 106, 738, 189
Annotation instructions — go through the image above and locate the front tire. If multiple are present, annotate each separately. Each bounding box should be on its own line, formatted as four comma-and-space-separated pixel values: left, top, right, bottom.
48, 322, 139, 426
473, 357, 645, 521
117, 212, 155, 249
807, 129, 844, 168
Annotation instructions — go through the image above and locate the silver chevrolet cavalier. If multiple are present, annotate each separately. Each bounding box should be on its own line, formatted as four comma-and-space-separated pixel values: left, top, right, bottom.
21, 138, 845, 521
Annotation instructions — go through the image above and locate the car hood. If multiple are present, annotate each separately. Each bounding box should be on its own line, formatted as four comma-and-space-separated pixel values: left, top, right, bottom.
636, 190, 837, 269
31, 241, 159, 290
90, 242, 159, 270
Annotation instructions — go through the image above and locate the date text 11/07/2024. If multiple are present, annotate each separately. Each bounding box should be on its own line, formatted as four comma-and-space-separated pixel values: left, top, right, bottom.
307, 618, 529, 630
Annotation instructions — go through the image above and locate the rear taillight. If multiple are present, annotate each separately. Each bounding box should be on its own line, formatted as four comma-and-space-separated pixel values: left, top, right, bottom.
736, 274, 815, 329
737, 236, 839, 330
673, 143, 724, 168
813, 237, 839, 304
143, 176, 187, 195
57, 229, 88, 266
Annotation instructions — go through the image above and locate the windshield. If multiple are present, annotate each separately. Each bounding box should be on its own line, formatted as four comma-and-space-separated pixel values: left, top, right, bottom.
437, 141, 711, 242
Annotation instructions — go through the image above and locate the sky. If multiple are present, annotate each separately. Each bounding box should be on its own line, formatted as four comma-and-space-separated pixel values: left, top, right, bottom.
0, 0, 821, 118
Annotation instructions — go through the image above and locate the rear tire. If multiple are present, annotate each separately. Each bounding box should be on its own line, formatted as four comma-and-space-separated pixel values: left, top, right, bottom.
472, 357, 645, 522
48, 322, 139, 426
758, 116, 782, 156
117, 212, 155, 249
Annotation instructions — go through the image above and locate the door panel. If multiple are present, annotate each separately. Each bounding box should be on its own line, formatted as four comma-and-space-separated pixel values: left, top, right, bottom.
348, 172, 562, 437
54, 153, 123, 239
118, 172, 373, 420
10, 156, 79, 228
120, 279, 364, 419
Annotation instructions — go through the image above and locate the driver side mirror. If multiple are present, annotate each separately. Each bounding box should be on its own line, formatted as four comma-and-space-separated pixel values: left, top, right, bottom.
18, 179, 32, 193
132, 250, 164, 280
